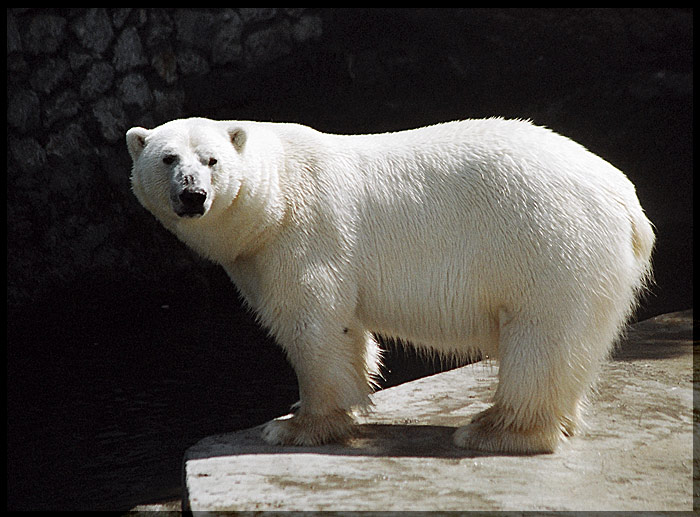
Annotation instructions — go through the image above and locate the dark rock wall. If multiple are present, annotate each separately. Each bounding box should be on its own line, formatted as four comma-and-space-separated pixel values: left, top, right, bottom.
7, 8, 692, 317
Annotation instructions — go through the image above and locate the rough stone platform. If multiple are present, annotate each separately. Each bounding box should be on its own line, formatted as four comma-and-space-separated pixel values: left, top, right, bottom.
182, 310, 694, 512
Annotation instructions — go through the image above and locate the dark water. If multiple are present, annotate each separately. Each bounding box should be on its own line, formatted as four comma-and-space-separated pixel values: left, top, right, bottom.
7, 275, 296, 511
7, 272, 444, 511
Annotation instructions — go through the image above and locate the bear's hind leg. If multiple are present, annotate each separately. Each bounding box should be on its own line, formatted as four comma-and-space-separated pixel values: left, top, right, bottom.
454, 313, 601, 454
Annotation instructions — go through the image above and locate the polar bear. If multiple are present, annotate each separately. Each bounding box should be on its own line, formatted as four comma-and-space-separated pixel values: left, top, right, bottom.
126, 117, 654, 454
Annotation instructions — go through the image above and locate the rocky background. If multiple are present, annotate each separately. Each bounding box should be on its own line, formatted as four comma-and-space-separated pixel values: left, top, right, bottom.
7, 8, 692, 317
7, 8, 693, 510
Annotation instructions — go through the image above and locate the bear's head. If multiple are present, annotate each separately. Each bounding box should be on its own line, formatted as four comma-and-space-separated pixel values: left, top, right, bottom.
126, 118, 247, 223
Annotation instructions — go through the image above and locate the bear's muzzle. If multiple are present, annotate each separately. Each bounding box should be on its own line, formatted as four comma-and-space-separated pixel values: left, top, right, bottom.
176, 187, 207, 217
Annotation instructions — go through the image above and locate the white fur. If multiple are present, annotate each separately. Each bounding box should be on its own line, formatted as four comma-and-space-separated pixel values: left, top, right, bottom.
127, 117, 654, 453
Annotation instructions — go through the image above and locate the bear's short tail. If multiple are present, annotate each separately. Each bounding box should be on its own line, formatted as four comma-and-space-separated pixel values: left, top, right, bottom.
630, 205, 655, 289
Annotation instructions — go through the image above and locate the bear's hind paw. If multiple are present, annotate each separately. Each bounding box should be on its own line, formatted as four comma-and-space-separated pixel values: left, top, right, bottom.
453, 405, 568, 455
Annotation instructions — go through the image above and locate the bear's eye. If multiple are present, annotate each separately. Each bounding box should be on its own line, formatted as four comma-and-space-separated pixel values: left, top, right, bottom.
162, 155, 176, 165
208, 157, 217, 167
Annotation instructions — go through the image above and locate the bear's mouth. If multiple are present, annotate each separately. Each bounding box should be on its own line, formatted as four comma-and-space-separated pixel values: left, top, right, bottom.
176, 208, 204, 218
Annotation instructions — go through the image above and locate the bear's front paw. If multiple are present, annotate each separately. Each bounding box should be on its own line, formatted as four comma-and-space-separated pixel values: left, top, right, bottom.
261, 410, 355, 446
453, 405, 564, 455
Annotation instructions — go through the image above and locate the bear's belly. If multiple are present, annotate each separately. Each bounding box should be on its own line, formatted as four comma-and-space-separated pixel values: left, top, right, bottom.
354, 284, 500, 356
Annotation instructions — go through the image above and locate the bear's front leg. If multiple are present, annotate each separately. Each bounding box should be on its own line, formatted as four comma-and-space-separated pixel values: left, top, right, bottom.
261, 318, 381, 447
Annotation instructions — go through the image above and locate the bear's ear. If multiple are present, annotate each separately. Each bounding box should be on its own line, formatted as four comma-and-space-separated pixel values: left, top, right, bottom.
228, 127, 247, 153
126, 127, 151, 161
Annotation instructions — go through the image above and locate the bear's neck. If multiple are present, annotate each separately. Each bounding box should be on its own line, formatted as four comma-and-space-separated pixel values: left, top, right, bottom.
173, 165, 286, 264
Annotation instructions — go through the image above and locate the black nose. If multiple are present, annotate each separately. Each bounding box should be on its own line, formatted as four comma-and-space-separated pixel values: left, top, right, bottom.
177, 188, 207, 216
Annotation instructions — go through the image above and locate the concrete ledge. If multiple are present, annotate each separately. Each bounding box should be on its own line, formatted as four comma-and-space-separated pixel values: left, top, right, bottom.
183, 310, 693, 512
